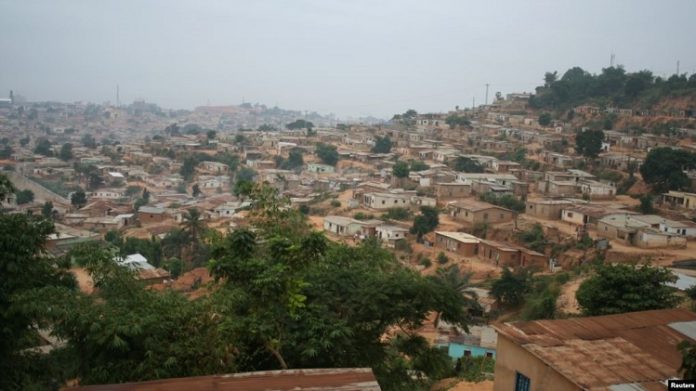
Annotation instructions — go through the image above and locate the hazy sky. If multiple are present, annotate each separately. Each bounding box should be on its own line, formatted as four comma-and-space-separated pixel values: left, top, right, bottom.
2, 0, 696, 118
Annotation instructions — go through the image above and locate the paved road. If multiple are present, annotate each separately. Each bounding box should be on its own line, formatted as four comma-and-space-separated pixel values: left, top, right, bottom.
7, 171, 72, 208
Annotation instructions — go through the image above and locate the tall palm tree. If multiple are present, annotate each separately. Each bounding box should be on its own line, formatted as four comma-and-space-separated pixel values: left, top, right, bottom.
433, 265, 480, 328
182, 208, 205, 264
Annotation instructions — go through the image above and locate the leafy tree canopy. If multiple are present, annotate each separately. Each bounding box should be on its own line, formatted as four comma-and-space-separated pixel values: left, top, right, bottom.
410, 206, 439, 238
576, 264, 680, 316
71, 190, 87, 208
530, 66, 696, 110
452, 156, 484, 173
286, 119, 314, 131
15, 189, 34, 204
6, 183, 475, 390
575, 129, 604, 158
315, 143, 339, 166
59, 143, 73, 161
392, 160, 410, 178
490, 267, 532, 307
445, 114, 471, 129
372, 136, 393, 154
34, 138, 53, 156
640, 147, 696, 193
538, 112, 552, 126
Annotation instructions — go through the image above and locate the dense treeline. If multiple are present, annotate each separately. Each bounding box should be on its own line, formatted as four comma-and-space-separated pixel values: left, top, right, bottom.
0, 178, 476, 391
529, 66, 696, 110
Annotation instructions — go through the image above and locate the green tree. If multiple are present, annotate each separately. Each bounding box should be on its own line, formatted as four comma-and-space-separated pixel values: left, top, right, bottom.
19, 136, 30, 147
192, 184, 201, 197
410, 206, 439, 238
41, 201, 54, 219
59, 143, 73, 161
161, 229, 188, 260
81, 134, 97, 148
639, 194, 655, 214
538, 112, 552, 126
517, 223, 548, 252
0, 144, 13, 159
576, 264, 680, 316
392, 160, 410, 178
134, 198, 148, 210
452, 156, 484, 173
382, 207, 411, 221
430, 265, 479, 325
480, 192, 525, 213
315, 143, 339, 166
1, 181, 476, 391
640, 147, 696, 193
234, 180, 254, 198
163, 257, 183, 278
180, 156, 197, 182
409, 160, 429, 171
15, 189, 34, 204
445, 115, 471, 129
544, 71, 558, 87
678, 340, 696, 380
491, 267, 531, 307
71, 190, 87, 208
372, 136, 393, 153
0, 213, 76, 390
182, 208, 206, 265
575, 129, 604, 158
286, 119, 314, 131
257, 124, 277, 132
34, 138, 53, 156
234, 167, 257, 198
0, 173, 14, 202
206, 130, 217, 140
281, 148, 304, 170
125, 185, 142, 198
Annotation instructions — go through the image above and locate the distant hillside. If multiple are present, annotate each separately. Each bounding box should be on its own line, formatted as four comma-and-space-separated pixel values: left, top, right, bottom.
529, 66, 696, 113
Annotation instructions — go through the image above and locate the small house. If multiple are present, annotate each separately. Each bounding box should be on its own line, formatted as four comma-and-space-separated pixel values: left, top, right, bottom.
448, 200, 515, 225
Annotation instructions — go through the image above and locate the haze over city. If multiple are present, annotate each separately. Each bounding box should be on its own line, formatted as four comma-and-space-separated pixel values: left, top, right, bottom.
2, 0, 696, 118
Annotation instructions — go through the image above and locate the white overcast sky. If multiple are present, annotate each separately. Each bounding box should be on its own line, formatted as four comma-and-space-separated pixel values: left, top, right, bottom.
1, 0, 695, 118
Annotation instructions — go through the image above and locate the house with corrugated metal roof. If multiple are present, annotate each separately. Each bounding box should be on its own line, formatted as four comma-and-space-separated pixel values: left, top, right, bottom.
492, 308, 696, 391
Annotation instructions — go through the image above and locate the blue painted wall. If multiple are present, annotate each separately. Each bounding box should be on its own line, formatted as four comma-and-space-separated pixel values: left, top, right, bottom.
442, 343, 496, 359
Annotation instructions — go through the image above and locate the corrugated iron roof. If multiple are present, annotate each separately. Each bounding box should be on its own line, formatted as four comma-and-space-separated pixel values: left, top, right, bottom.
494, 309, 696, 389
669, 321, 696, 341
64, 368, 381, 391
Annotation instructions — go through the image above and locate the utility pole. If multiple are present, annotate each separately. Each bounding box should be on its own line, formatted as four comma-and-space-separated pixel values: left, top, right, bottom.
677, 60, 680, 75
472, 96, 475, 110
485, 84, 490, 106
116, 84, 120, 108
610, 52, 615, 67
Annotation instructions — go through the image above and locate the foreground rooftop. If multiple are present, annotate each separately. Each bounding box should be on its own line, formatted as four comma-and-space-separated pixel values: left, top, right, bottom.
64, 368, 381, 391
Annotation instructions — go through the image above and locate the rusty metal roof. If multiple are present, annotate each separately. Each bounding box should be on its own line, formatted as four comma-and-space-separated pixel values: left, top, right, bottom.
63, 368, 381, 391
493, 309, 696, 390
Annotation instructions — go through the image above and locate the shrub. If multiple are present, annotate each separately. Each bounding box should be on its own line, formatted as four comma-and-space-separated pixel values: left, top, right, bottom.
518, 223, 547, 252
353, 212, 374, 220
479, 192, 525, 213
382, 207, 411, 221
394, 239, 412, 253
330, 200, 341, 208
437, 252, 449, 264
